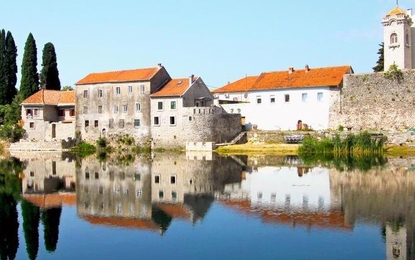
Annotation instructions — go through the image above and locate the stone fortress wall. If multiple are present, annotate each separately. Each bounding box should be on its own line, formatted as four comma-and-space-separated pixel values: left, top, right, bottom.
330, 70, 415, 131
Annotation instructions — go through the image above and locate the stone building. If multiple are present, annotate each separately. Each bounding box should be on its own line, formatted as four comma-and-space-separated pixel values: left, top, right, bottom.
76, 64, 243, 149
20, 89, 76, 141
382, 5, 415, 71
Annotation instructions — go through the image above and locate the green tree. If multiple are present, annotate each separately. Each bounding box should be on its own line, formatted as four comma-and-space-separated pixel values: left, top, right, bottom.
61, 85, 73, 91
4, 31, 18, 104
0, 30, 6, 105
372, 42, 384, 72
20, 33, 39, 100
40, 42, 61, 90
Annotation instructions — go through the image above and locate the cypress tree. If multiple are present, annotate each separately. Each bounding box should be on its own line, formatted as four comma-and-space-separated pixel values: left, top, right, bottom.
5, 31, 17, 104
20, 33, 39, 100
372, 42, 384, 72
0, 30, 6, 105
40, 42, 61, 90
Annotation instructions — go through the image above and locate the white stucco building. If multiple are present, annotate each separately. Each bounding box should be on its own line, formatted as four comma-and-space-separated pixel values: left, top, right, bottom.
212, 65, 353, 131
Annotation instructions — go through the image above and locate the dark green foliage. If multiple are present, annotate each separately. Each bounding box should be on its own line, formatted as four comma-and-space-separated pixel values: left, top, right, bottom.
40, 42, 61, 90
72, 141, 96, 158
41, 207, 62, 252
21, 200, 40, 260
384, 63, 403, 81
20, 33, 39, 100
61, 85, 73, 91
0, 123, 25, 142
373, 42, 384, 72
0, 194, 19, 260
0, 30, 18, 105
96, 137, 108, 148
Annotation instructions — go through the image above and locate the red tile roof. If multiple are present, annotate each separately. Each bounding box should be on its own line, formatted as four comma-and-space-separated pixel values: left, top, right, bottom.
76, 67, 160, 85
151, 77, 196, 97
21, 89, 75, 105
213, 65, 352, 93
212, 76, 258, 93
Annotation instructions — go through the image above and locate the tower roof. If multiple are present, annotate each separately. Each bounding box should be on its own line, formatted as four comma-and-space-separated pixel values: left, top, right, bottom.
387, 6, 406, 16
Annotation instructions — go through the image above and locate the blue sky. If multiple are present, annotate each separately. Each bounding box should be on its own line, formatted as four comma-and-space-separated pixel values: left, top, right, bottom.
0, 0, 411, 89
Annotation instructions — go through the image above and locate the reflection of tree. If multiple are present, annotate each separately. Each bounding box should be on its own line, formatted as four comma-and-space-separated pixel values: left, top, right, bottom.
152, 207, 172, 235
41, 207, 62, 252
21, 200, 40, 260
0, 157, 24, 260
0, 194, 19, 260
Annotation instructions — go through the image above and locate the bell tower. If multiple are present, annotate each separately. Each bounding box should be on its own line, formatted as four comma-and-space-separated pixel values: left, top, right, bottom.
382, 5, 413, 71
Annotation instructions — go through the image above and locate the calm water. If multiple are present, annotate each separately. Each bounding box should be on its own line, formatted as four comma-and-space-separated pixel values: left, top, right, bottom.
1, 152, 414, 260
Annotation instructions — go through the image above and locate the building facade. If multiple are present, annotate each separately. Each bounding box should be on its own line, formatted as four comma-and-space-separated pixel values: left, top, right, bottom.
212, 65, 353, 131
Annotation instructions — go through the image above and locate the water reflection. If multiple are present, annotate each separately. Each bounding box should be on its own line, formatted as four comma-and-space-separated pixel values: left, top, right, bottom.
4, 152, 415, 259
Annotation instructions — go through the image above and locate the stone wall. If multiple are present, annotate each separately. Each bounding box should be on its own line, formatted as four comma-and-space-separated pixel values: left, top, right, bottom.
330, 70, 415, 131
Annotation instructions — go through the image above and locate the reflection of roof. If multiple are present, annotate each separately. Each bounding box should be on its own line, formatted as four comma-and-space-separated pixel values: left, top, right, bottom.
76, 67, 160, 85
220, 199, 353, 231
80, 215, 160, 232
23, 192, 76, 209
155, 203, 191, 220
22, 90, 75, 105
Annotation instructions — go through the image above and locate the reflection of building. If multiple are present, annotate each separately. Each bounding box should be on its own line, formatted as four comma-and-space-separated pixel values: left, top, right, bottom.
386, 224, 407, 260
220, 165, 351, 231
14, 152, 76, 209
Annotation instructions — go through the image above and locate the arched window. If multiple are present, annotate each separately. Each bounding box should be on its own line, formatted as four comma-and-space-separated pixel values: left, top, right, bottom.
406, 33, 410, 45
390, 33, 398, 44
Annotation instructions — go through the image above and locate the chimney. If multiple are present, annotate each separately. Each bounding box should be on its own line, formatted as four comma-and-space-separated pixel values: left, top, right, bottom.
288, 67, 295, 74
189, 74, 194, 86
408, 8, 413, 17
305, 64, 310, 72
157, 63, 162, 68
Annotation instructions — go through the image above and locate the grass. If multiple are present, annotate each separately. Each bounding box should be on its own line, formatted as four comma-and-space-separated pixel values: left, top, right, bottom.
216, 142, 299, 155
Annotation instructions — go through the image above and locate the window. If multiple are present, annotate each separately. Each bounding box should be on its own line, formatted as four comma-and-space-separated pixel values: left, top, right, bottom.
170, 101, 176, 110
157, 101, 163, 110
115, 87, 121, 95
270, 95, 275, 103
70, 109, 75, 117
95, 172, 99, 179
140, 84, 145, 94
134, 119, 140, 127
123, 105, 128, 113
98, 89, 103, 97
94, 120, 98, 127
83, 90, 88, 98
98, 105, 102, 114
33, 109, 39, 116
284, 94, 290, 103
256, 96, 262, 104
58, 109, 65, 117
158, 191, 164, 199
113, 105, 119, 113
85, 120, 89, 127
406, 33, 410, 45
83, 106, 88, 114
135, 102, 141, 112
302, 93, 308, 102
189, 116, 192, 121
109, 119, 114, 128
118, 119, 124, 128
153, 116, 160, 125
317, 92, 323, 101
172, 191, 177, 200
136, 189, 142, 198
170, 116, 175, 126
154, 175, 160, 184
128, 85, 133, 93
135, 174, 141, 181
390, 33, 398, 44
30, 122, 35, 129
170, 175, 176, 184
85, 172, 90, 179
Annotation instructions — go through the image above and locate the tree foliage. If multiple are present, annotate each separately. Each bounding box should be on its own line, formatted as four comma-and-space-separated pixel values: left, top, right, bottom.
20, 33, 39, 100
372, 42, 384, 72
40, 42, 61, 90
0, 30, 18, 105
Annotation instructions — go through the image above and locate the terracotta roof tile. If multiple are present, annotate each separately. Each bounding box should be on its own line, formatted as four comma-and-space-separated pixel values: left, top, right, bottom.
211, 76, 259, 93
80, 215, 161, 232
214, 65, 352, 93
21, 89, 75, 106
76, 67, 160, 85
151, 78, 193, 97
387, 6, 406, 16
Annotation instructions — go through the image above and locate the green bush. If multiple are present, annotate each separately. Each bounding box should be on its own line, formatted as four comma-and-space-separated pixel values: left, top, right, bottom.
0, 123, 25, 142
